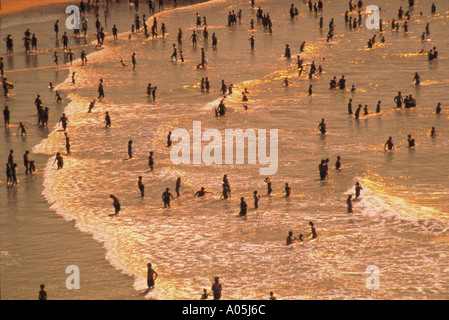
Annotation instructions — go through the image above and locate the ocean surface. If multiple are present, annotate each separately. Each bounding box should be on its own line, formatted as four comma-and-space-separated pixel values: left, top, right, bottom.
2, 0, 449, 299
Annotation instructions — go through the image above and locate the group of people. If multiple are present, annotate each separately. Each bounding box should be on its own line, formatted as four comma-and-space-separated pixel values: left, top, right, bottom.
286, 221, 317, 245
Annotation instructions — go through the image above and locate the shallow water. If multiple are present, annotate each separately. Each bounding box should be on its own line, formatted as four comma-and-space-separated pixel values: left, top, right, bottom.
4, 0, 449, 299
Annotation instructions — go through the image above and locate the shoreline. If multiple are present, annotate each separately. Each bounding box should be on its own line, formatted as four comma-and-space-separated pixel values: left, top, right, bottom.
0, 0, 76, 16
0, 1, 144, 299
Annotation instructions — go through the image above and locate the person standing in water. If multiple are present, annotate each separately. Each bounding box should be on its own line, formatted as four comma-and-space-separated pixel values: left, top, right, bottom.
286, 231, 295, 245
59, 113, 69, 131
413, 72, 420, 85
239, 197, 248, 216
23, 151, 30, 174
132, 52, 137, 70
307, 221, 317, 239
64, 132, 71, 155
407, 134, 415, 148
104, 112, 111, 128
264, 177, 273, 195
355, 182, 363, 199
175, 177, 181, 197
53, 152, 63, 169
253, 190, 261, 209
167, 131, 172, 147
211, 277, 222, 300
335, 156, 342, 170
138, 176, 145, 197
162, 187, 174, 208
283, 183, 291, 197
3, 106, 10, 127
128, 140, 134, 159
346, 195, 353, 213
384, 136, 394, 150
147, 263, 158, 290
318, 118, 327, 134
98, 79, 105, 99
148, 151, 154, 171
109, 194, 121, 215
38, 284, 47, 300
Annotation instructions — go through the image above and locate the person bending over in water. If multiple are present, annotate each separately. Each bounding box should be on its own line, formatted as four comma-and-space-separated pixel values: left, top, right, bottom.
109, 194, 121, 215
53, 152, 64, 169
195, 187, 210, 197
